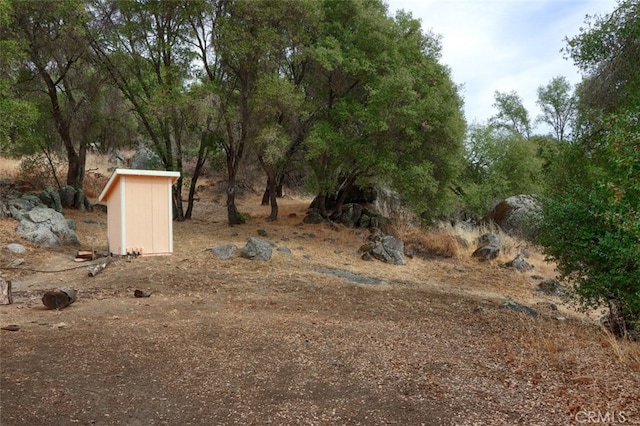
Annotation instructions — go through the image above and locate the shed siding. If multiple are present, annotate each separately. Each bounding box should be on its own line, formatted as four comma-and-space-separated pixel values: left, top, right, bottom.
124, 176, 172, 254
100, 169, 179, 256
107, 180, 123, 255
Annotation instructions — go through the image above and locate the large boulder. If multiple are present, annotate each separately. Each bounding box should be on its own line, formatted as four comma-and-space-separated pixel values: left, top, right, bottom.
373, 187, 403, 219
482, 195, 541, 239
240, 237, 273, 261
8, 195, 46, 221
37, 186, 63, 213
130, 146, 163, 170
338, 203, 364, 228
58, 185, 92, 211
359, 231, 405, 265
16, 207, 80, 246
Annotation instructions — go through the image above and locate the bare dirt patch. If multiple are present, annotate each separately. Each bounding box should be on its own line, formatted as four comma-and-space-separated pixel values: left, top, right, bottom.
1, 195, 639, 425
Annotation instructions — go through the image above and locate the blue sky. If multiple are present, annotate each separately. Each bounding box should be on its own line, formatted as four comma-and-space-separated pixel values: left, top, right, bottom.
385, 0, 618, 133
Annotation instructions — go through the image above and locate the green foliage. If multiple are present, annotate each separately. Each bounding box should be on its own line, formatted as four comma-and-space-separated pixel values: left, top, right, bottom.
490, 90, 532, 139
459, 123, 544, 217
538, 110, 639, 337
536, 76, 576, 142
565, 0, 640, 115
304, 0, 465, 220
538, 1, 640, 338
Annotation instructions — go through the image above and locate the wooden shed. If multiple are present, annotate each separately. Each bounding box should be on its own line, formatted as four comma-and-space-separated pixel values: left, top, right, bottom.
98, 169, 180, 256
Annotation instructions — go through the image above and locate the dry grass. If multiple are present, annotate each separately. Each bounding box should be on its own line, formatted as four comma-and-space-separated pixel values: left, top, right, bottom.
600, 328, 640, 370
2, 181, 640, 424
0, 156, 20, 180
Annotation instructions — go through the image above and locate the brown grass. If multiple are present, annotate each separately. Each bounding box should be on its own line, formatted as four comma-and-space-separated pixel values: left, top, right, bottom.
2, 178, 639, 424
0, 156, 20, 180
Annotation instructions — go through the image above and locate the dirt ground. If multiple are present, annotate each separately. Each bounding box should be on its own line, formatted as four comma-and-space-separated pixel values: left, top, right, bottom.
1, 194, 639, 425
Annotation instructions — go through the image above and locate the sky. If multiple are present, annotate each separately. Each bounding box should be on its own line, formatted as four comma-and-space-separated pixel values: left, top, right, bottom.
385, 0, 618, 132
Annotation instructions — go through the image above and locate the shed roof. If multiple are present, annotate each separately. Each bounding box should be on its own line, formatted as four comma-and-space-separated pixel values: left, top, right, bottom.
98, 169, 180, 202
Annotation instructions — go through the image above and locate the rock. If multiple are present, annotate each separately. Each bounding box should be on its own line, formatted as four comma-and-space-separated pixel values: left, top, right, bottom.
8, 194, 46, 221
16, 207, 80, 246
58, 185, 77, 209
338, 203, 363, 228
210, 244, 238, 260
537, 278, 561, 296
359, 233, 405, 265
277, 246, 291, 254
240, 237, 273, 261
6, 243, 26, 254
476, 233, 500, 247
38, 186, 63, 212
373, 186, 403, 219
74, 188, 92, 211
472, 245, 500, 261
134, 290, 152, 298
502, 255, 534, 272
455, 236, 469, 248
472, 233, 500, 261
130, 146, 162, 170
358, 213, 370, 229
303, 210, 324, 224
317, 267, 386, 285
500, 300, 538, 317
482, 194, 542, 239
8, 258, 24, 268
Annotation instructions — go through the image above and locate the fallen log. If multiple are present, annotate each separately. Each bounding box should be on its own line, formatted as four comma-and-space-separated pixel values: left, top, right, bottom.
42, 288, 77, 310
0, 279, 13, 305
87, 256, 112, 277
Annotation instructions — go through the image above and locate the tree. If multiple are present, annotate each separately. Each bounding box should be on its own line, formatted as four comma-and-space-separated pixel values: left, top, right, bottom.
89, 0, 204, 220
538, 0, 640, 338
0, 0, 39, 155
536, 76, 576, 142
8, 0, 92, 189
490, 90, 532, 139
459, 123, 544, 217
242, 0, 319, 221
565, 0, 640, 116
538, 112, 639, 337
304, 2, 465, 221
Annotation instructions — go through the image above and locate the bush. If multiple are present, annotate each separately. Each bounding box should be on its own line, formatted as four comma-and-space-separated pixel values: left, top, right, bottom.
18, 152, 64, 190
537, 112, 640, 339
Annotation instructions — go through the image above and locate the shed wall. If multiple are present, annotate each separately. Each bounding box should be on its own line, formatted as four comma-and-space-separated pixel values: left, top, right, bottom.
107, 180, 123, 255
123, 175, 172, 254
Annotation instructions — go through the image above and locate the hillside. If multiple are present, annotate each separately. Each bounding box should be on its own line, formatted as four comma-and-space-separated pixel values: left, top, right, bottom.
1, 184, 639, 425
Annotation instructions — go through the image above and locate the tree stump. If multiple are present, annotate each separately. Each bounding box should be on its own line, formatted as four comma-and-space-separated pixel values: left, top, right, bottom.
42, 288, 77, 310
0, 279, 13, 305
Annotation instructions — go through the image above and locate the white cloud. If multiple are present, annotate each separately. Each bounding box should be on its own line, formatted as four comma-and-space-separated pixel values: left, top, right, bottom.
386, 0, 618, 131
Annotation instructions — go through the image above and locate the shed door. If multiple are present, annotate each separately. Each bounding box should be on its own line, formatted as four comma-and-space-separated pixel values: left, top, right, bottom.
125, 176, 171, 254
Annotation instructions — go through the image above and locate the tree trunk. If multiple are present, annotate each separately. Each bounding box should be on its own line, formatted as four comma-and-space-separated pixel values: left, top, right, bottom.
173, 179, 185, 222
314, 193, 328, 218
267, 173, 278, 221
227, 180, 241, 225
262, 172, 284, 205
331, 174, 358, 220
185, 132, 209, 219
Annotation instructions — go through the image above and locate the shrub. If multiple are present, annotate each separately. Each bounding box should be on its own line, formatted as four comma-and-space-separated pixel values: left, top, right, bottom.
18, 152, 64, 190
537, 112, 640, 339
